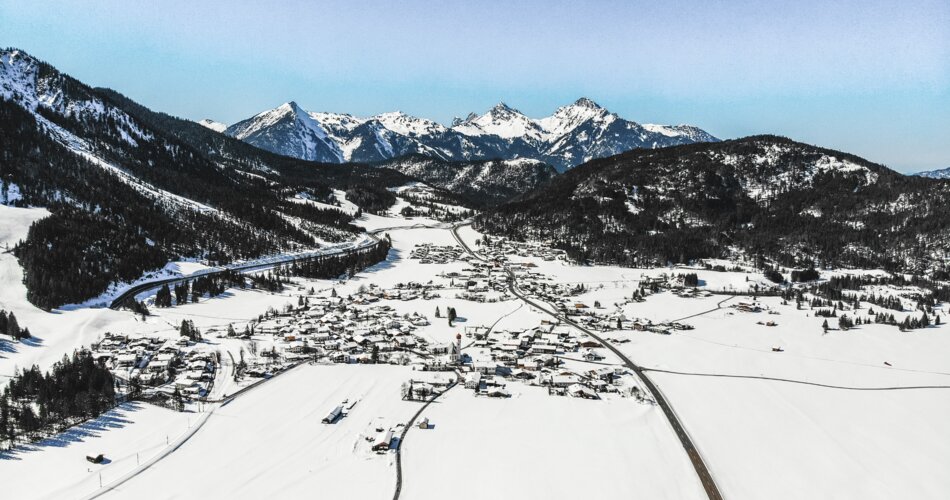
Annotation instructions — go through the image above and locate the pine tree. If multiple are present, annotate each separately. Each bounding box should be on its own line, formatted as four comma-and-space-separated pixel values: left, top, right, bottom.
155, 284, 172, 307
447, 307, 457, 326
6, 312, 20, 341
172, 387, 184, 412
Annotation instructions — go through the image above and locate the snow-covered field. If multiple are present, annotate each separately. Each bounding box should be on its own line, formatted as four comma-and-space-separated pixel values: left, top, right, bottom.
399, 384, 705, 500
453, 224, 950, 500
3, 402, 194, 499
2, 207, 949, 500
98, 364, 417, 500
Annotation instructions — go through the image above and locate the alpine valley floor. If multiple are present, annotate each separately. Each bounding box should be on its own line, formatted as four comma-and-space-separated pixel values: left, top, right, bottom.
1, 200, 949, 500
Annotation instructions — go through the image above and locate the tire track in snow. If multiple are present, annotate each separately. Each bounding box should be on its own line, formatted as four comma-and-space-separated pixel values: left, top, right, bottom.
641, 368, 950, 391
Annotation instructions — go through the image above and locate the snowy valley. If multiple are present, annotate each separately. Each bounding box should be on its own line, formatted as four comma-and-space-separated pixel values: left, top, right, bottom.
1, 33, 949, 500
2, 192, 949, 500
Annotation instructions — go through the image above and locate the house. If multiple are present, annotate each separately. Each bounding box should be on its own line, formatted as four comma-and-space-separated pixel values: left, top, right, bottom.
465, 372, 482, 390
567, 384, 599, 399
583, 349, 605, 361
531, 344, 558, 355
482, 388, 510, 398
115, 353, 137, 368
551, 374, 580, 387
736, 301, 761, 313
472, 362, 495, 375
373, 429, 394, 452
512, 369, 536, 381
587, 367, 616, 381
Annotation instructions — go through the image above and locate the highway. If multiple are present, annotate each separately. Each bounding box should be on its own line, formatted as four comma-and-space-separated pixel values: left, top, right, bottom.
451, 222, 725, 500
108, 233, 382, 310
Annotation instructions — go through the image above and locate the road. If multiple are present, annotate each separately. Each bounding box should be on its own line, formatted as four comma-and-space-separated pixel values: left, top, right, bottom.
451, 222, 725, 500
108, 234, 381, 310
391, 373, 460, 500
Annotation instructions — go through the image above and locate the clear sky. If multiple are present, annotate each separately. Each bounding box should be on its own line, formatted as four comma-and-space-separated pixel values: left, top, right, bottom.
2, 0, 948, 172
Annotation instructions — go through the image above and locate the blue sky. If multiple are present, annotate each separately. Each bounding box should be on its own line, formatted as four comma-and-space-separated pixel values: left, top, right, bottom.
2, 0, 947, 172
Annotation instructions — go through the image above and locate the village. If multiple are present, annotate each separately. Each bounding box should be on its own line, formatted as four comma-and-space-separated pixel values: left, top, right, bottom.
78, 235, 769, 425
57, 220, 879, 487
89, 331, 220, 404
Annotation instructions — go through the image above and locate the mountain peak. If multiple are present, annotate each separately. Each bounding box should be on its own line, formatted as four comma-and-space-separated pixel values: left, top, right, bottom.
278, 101, 305, 114
489, 102, 521, 115
572, 97, 602, 109
228, 98, 716, 169
197, 118, 227, 133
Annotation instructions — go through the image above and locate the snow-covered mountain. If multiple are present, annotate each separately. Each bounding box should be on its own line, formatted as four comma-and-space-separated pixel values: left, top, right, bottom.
476, 135, 950, 271
915, 167, 950, 179
453, 102, 547, 142
0, 48, 410, 308
197, 118, 227, 132
225, 101, 344, 163
222, 98, 718, 171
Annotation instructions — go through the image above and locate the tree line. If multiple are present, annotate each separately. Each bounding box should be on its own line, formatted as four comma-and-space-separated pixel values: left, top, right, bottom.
1, 351, 115, 449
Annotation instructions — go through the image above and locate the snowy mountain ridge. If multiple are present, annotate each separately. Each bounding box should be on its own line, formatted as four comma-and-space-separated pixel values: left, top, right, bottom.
197, 118, 227, 132
915, 167, 950, 179
219, 97, 719, 171
0, 47, 411, 308
225, 101, 344, 163
476, 135, 950, 272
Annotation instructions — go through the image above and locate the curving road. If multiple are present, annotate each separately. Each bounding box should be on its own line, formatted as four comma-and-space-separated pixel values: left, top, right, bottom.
109, 234, 382, 310
451, 222, 725, 500
391, 374, 460, 500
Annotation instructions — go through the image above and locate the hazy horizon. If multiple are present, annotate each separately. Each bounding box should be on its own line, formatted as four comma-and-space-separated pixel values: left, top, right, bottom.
2, 0, 947, 172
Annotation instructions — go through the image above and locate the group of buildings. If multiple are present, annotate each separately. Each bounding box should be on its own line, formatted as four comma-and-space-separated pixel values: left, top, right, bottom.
90, 332, 218, 400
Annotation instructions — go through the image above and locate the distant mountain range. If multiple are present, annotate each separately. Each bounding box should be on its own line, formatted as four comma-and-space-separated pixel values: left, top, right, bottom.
4, 46, 948, 309
204, 98, 718, 172
915, 167, 950, 179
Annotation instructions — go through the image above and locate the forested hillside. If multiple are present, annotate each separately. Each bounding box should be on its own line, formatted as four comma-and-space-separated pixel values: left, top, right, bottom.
477, 136, 950, 273
374, 155, 557, 207
0, 48, 407, 308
